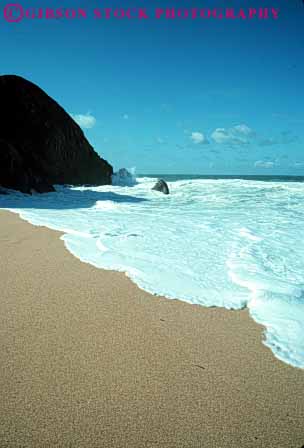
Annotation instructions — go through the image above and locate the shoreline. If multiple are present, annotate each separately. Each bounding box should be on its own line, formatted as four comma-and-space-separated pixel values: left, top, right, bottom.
0, 209, 304, 447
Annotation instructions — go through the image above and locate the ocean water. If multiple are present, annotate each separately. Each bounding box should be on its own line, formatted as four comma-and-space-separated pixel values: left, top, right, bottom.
1, 174, 304, 369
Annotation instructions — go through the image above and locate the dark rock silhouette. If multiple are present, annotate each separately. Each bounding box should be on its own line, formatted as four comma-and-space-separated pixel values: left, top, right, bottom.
0, 75, 113, 194
152, 179, 170, 195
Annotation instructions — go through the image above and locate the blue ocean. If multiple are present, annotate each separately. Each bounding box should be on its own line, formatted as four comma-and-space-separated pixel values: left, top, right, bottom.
1, 174, 304, 368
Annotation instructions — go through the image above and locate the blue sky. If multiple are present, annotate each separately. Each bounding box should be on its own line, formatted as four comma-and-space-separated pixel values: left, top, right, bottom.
1, 0, 304, 174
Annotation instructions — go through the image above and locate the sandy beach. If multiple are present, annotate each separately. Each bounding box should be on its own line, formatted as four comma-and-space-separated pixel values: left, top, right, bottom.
0, 209, 303, 447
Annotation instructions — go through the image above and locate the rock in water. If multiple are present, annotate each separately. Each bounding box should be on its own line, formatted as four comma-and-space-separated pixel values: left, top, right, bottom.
152, 179, 170, 195
0, 75, 113, 194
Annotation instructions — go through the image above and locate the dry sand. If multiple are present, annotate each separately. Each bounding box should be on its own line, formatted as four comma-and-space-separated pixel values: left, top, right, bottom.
0, 209, 303, 447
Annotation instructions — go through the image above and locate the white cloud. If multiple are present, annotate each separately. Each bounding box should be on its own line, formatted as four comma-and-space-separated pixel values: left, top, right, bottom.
190, 131, 209, 145
71, 112, 96, 129
293, 162, 304, 168
211, 128, 231, 144
234, 124, 254, 136
254, 160, 275, 169
258, 131, 298, 146
209, 123, 298, 148
156, 137, 165, 144
258, 138, 276, 146
211, 124, 254, 145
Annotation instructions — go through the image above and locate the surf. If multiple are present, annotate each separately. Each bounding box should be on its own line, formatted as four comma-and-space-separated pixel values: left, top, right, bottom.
1, 175, 304, 368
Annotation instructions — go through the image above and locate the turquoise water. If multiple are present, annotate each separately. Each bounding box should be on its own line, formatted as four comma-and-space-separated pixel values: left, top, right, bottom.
1, 174, 304, 368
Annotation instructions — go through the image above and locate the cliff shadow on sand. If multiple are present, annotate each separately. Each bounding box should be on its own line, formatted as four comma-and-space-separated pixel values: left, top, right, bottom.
0, 187, 147, 211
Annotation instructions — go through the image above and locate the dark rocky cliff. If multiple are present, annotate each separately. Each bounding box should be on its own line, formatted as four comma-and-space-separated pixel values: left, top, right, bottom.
0, 75, 113, 193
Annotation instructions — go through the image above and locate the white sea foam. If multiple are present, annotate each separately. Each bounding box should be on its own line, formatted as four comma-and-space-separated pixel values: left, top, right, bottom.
111, 167, 137, 186
1, 177, 304, 368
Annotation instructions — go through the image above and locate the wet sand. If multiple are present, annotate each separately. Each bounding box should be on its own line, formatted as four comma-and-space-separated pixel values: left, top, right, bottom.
0, 210, 303, 447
